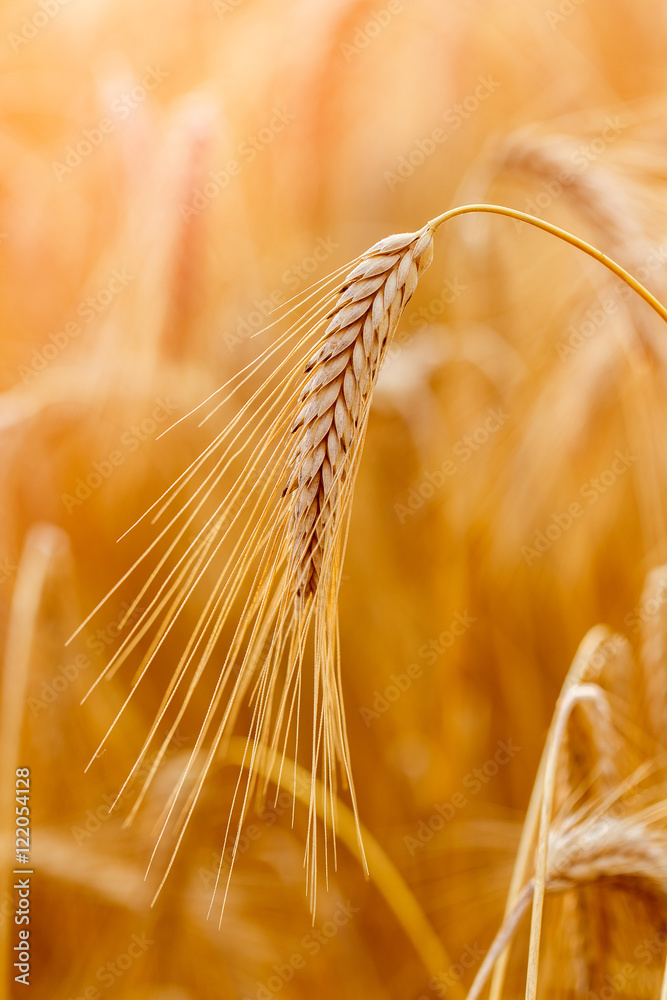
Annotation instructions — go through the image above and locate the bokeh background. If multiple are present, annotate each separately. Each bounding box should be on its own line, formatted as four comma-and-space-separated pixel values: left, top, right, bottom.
2, 0, 667, 997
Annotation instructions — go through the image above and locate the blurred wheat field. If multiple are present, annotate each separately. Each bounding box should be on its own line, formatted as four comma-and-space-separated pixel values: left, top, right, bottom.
3, 0, 667, 997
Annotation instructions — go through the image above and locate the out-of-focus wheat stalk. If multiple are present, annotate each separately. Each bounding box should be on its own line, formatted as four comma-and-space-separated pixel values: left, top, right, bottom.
472, 564, 667, 1000
223, 735, 462, 991
469, 812, 667, 1000
0, 525, 72, 990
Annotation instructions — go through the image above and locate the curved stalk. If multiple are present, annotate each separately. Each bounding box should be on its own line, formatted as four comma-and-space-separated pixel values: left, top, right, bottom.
427, 204, 667, 327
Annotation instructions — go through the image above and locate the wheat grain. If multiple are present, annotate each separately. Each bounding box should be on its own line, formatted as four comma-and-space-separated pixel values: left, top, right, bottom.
484, 599, 667, 1000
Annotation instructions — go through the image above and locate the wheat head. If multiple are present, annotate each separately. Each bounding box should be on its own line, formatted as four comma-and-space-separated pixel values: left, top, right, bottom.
547, 816, 667, 897
72, 223, 434, 915
286, 226, 433, 602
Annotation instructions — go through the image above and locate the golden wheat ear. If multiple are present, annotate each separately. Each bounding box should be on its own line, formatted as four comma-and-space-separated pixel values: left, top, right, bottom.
68, 222, 434, 918
285, 225, 434, 604
210, 224, 436, 912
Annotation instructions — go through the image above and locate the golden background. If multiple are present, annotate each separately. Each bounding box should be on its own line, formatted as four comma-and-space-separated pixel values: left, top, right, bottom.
2, 0, 667, 997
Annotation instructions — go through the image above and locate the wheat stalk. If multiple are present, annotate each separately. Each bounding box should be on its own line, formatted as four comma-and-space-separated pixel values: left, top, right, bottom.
480, 572, 667, 1000
494, 128, 667, 369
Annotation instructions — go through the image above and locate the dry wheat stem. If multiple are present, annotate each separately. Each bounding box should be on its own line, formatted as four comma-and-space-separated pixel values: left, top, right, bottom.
488, 624, 613, 1000
496, 130, 667, 365
526, 682, 613, 1000
222, 738, 465, 995
556, 692, 620, 814
498, 130, 651, 266
486, 604, 667, 1000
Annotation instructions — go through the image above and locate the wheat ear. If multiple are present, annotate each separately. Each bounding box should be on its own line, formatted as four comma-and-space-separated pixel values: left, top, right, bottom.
547, 816, 667, 896
70, 224, 435, 917
467, 816, 667, 1000
286, 226, 434, 602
